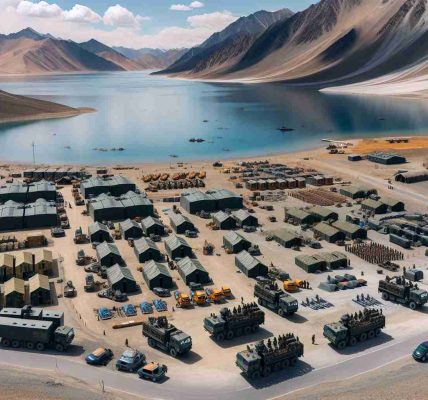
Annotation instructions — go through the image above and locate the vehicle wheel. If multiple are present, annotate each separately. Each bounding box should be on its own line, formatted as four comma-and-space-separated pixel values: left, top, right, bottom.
349, 337, 358, 346
368, 330, 375, 339
359, 333, 367, 342
337, 341, 346, 350
36, 343, 45, 351
262, 366, 271, 377
381, 292, 389, 301
148, 338, 156, 348
55, 343, 65, 352
11, 340, 20, 348
278, 308, 284, 317
226, 331, 234, 340
216, 333, 225, 341
375, 328, 382, 337
409, 301, 417, 310
257, 298, 262, 305
251, 371, 261, 379
26, 342, 35, 350
281, 359, 290, 369
421, 355, 426, 362
252, 325, 258, 333
1, 338, 11, 347
152, 378, 157, 382
289, 357, 298, 367
169, 347, 178, 358
243, 327, 251, 335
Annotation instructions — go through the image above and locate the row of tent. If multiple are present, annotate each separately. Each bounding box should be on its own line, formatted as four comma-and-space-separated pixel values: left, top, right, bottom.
0, 180, 57, 204
81, 176, 136, 199
295, 252, 349, 273
180, 189, 243, 214
212, 209, 258, 230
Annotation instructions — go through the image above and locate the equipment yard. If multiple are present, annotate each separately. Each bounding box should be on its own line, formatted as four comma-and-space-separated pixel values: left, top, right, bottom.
0, 138, 427, 399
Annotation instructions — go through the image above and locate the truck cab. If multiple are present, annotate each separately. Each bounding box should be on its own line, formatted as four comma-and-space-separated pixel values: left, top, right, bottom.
411, 289, 428, 307
323, 322, 347, 348
170, 331, 192, 355
236, 349, 260, 378
278, 294, 298, 316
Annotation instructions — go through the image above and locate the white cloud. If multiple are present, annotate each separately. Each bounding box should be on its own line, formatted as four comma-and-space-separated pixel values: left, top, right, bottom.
170, 1, 205, 11
63, 4, 101, 23
103, 4, 142, 29
187, 11, 237, 30
16, 0, 62, 18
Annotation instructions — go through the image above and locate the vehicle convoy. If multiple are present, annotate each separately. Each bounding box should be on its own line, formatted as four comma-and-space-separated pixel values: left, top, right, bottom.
204, 303, 265, 341
323, 308, 385, 350
0, 306, 74, 351
142, 316, 192, 357
236, 333, 304, 379
378, 276, 428, 310
254, 281, 298, 316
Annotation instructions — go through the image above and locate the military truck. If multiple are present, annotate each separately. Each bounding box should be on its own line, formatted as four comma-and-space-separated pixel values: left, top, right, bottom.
236, 333, 304, 379
378, 276, 428, 310
323, 308, 385, 350
142, 316, 192, 358
254, 281, 298, 317
0, 306, 74, 351
204, 303, 265, 341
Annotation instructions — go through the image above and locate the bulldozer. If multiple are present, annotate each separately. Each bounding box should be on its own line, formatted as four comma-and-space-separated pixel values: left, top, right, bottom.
205, 288, 224, 303
174, 291, 192, 308
221, 286, 233, 298
191, 290, 207, 306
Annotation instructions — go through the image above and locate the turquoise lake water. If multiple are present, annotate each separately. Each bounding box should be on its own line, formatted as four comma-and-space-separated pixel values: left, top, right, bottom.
1, 71, 428, 164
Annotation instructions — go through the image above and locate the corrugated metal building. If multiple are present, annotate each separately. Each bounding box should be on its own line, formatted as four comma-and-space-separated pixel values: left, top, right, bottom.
134, 237, 162, 263
361, 199, 388, 215
88, 194, 125, 222
313, 222, 345, 243
318, 252, 348, 269
212, 211, 236, 230
223, 231, 251, 253
142, 260, 172, 289
119, 219, 143, 240
339, 186, 367, 199
27, 180, 57, 202
0, 201, 24, 231
368, 152, 406, 165
141, 216, 165, 236
80, 176, 136, 199
309, 206, 338, 222
231, 209, 258, 228
169, 213, 195, 234
284, 208, 317, 225
180, 190, 216, 214
272, 229, 302, 248
4, 278, 25, 307
88, 222, 112, 243
0, 253, 14, 282
0, 184, 28, 203
207, 188, 243, 210
23, 199, 58, 229
177, 257, 210, 285
119, 191, 153, 219
107, 264, 137, 293
381, 198, 405, 212
395, 171, 428, 184
234, 251, 268, 278
332, 221, 367, 240
28, 273, 51, 305
96, 242, 123, 268
164, 235, 192, 260
295, 254, 327, 273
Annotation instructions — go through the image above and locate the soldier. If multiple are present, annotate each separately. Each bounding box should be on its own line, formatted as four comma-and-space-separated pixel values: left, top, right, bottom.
312, 334, 316, 345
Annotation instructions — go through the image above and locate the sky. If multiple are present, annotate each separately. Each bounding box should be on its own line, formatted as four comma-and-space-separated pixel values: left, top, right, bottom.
0, 0, 316, 49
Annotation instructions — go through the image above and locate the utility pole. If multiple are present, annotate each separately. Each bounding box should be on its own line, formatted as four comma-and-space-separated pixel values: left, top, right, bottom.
32, 141, 36, 165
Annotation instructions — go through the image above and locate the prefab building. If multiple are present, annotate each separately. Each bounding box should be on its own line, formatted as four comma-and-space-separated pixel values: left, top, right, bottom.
169, 213, 195, 234
309, 206, 338, 222
306, 175, 325, 186
134, 237, 162, 263
4, 278, 25, 307
212, 211, 236, 230
14, 252, 33, 279
361, 199, 388, 215
27, 180, 56, 202
318, 252, 348, 269
119, 219, 143, 240
96, 242, 123, 268
88, 194, 125, 222
313, 222, 346, 243
284, 208, 317, 225
0, 253, 14, 282
88, 222, 112, 243
245, 180, 258, 191
207, 188, 243, 210
231, 209, 258, 228
119, 191, 153, 219
141, 216, 165, 237
164, 236, 192, 260
0, 184, 28, 203
295, 177, 306, 188
235, 251, 268, 278
339, 186, 367, 199
223, 231, 251, 254
286, 178, 297, 189
107, 264, 137, 293
0, 201, 24, 231
381, 198, 405, 212
80, 176, 136, 199
23, 199, 58, 229
34, 250, 53, 276
332, 221, 367, 240
142, 260, 172, 290
395, 171, 428, 184
28, 273, 51, 306
272, 229, 302, 248
368, 152, 406, 165
295, 254, 327, 273
108, 176, 137, 197
177, 257, 210, 285
180, 190, 216, 214
389, 234, 411, 249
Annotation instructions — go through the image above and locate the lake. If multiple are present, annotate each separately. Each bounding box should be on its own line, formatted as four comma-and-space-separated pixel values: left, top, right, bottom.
1, 71, 428, 164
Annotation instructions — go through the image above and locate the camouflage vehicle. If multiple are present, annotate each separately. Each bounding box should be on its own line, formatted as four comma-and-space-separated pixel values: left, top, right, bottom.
236, 333, 303, 379
204, 303, 265, 341
378, 276, 428, 310
254, 281, 298, 317
142, 316, 192, 358
323, 308, 385, 350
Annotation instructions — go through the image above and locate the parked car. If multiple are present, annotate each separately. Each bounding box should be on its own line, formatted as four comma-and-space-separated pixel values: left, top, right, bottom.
51, 227, 65, 237
116, 349, 146, 372
153, 287, 171, 297
137, 363, 167, 382
85, 348, 113, 366
413, 341, 428, 362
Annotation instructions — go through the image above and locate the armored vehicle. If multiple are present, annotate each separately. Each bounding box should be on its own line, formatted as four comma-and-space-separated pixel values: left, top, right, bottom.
236, 333, 303, 379
204, 303, 265, 341
254, 281, 298, 316
142, 316, 192, 357
323, 308, 385, 349
378, 276, 428, 310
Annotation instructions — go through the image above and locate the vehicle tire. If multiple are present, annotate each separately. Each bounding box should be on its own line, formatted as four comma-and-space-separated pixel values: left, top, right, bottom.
1, 338, 11, 347
289, 357, 298, 367
36, 343, 45, 351
281, 359, 290, 369
55, 343, 65, 352
148, 338, 156, 348
252, 325, 258, 333
169, 347, 178, 358
251, 371, 260, 379
337, 341, 346, 350
153, 378, 157, 382
243, 327, 251, 335
359, 333, 367, 342
421, 356, 426, 362
11, 340, 20, 348
216, 333, 225, 342
381, 292, 389, 301
26, 342, 35, 350
349, 337, 358, 346
375, 328, 382, 337
409, 301, 417, 310
278, 308, 284, 317
368, 330, 375, 339
226, 331, 234, 340
262, 366, 271, 377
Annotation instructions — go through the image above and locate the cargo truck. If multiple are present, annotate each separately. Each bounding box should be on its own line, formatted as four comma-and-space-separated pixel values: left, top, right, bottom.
323, 308, 385, 350
204, 303, 265, 341
378, 276, 428, 309
254, 281, 298, 316
142, 316, 192, 358
236, 333, 303, 379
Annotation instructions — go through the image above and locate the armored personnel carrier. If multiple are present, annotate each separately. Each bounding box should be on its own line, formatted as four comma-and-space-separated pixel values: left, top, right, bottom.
236, 333, 304, 379
254, 281, 298, 316
323, 308, 385, 350
142, 316, 192, 358
204, 303, 265, 341
378, 276, 428, 309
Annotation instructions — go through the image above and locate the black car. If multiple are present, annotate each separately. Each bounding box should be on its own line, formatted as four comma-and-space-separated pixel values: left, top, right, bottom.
413, 341, 428, 362
85, 347, 113, 365
153, 287, 171, 297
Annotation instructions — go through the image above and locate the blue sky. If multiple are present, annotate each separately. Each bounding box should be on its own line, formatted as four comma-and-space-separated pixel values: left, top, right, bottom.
2, 0, 316, 48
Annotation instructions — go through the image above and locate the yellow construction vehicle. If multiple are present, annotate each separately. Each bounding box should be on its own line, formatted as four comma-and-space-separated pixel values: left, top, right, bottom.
174, 291, 191, 308
221, 286, 232, 298
205, 288, 224, 303
283, 280, 301, 293
191, 290, 207, 306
